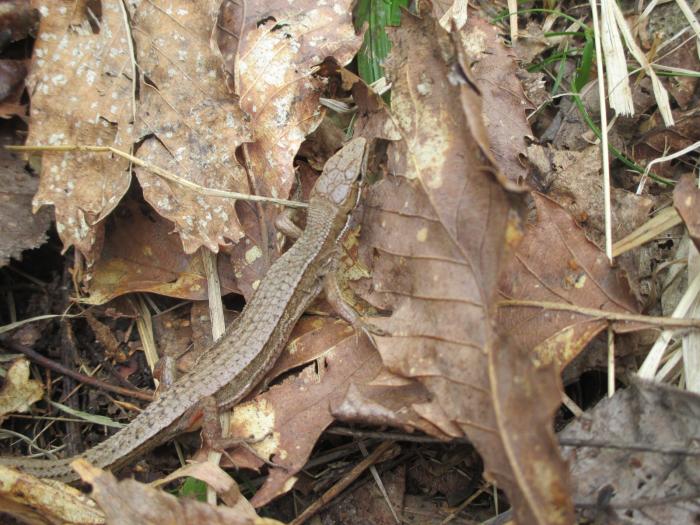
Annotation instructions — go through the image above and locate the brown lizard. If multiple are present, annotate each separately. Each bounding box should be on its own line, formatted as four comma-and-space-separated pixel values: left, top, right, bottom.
0, 137, 368, 482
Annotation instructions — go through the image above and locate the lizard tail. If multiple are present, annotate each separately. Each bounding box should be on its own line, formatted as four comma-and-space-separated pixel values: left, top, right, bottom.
0, 455, 79, 482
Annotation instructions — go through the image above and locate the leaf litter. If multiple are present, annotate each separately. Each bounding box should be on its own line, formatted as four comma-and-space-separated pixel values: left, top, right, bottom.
1, 1, 700, 524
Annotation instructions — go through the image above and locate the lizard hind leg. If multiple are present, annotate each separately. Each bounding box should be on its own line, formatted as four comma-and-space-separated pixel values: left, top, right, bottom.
197, 395, 280, 468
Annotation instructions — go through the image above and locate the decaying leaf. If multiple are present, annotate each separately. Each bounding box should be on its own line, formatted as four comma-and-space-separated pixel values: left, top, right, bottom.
223, 317, 384, 507
28, 0, 363, 276
215, 0, 362, 200
213, 0, 364, 300
129, 0, 252, 255
0, 359, 43, 422
0, 465, 104, 524
86, 197, 238, 305
346, 11, 574, 525
0, 147, 51, 266
456, 17, 531, 185
527, 144, 655, 247
28, 0, 134, 261
498, 193, 639, 370
72, 459, 280, 525
560, 380, 700, 524
674, 174, 700, 252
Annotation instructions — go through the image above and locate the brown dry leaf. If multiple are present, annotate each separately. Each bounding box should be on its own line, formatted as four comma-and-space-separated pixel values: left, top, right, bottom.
215, 0, 361, 199
0, 359, 43, 422
72, 459, 281, 525
560, 380, 700, 524
457, 17, 531, 185
28, 0, 134, 261
348, 11, 574, 525
0, 1, 37, 44
527, 144, 655, 247
212, 0, 363, 298
674, 174, 700, 252
0, 59, 28, 118
498, 193, 638, 370
29, 0, 361, 275
85, 197, 238, 304
28, 0, 251, 261
129, 0, 252, 255
0, 465, 104, 525
0, 147, 51, 266
222, 317, 384, 507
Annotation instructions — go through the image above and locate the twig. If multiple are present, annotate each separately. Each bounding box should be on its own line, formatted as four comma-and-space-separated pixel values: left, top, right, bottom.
326, 427, 469, 444
559, 437, 700, 456
0, 339, 153, 402
575, 491, 700, 510
290, 441, 396, 525
5, 144, 308, 209
498, 299, 700, 329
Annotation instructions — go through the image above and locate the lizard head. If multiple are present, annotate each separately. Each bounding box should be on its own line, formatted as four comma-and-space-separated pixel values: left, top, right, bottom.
310, 137, 366, 215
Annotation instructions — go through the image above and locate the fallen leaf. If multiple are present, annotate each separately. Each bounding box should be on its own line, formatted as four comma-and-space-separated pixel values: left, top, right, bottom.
457, 17, 532, 185
674, 174, 700, 252
213, 0, 364, 298
72, 459, 280, 525
215, 0, 362, 199
498, 193, 639, 370
85, 196, 238, 304
223, 317, 384, 507
560, 379, 700, 524
129, 0, 252, 255
0, 465, 104, 524
349, 11, 574, 524
0, 147, 51, 266
0, 359, 43, 422
527, 144, 655, 247
28, 0, 134, 261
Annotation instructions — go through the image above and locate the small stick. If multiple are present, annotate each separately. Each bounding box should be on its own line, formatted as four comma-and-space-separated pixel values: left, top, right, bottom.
5, 144, 308, 209
290, 440, 396, 525
0, 339, 153, 402
498, 299, 700, 329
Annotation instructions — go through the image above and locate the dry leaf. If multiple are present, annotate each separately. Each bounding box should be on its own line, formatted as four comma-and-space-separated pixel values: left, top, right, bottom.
674, 174, 700, 252
213, 0, 364, 299
0, 359, 44, 422
86, 197, 238, 304
214, 0, 362, 199
456, 17, 531, 185
348, 11, 574, 524
223, 317, 384, 507
72, 459, 280, 525
527, 144, 655, 247
129, 0, 252, 255
28, 0, 134, 261
560, 380, 700, 524
0, 465, 104, 524
0, 147, 51, 266
498, 193, 638, 370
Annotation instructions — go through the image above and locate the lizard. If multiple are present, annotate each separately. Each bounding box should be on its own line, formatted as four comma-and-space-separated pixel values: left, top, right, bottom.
0, 137, 368, 482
